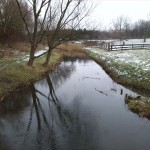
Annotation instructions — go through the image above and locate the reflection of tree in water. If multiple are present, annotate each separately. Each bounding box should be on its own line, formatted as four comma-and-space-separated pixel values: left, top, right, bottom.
65, 96, 102, 150
0, 88, 31, 117
63, 57, 89, 64
50, 60, 76, 88
21, 74, 74, 150
0, 58, 98, 150
50, 58, 90, 89
0, 74, 74, 150
0, 88, 32, 150
0, 75, 102, 150
34, 59, 76, 91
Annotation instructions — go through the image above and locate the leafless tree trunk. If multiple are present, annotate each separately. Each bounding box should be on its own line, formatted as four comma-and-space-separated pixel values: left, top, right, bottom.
16, 0, 96, 66
112, 15, 130, 40
16, 0, 51, 66
43, 0, 94, 66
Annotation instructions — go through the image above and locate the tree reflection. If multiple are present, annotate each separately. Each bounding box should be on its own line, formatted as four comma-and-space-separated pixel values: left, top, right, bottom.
0, 58, 98, 150
18, 74, 74, 150
0, 74, 75, 150
0, 88, 31, 117
50, 61, 76, 88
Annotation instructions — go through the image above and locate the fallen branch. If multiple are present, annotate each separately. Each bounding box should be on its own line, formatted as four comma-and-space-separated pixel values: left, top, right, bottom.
95, 88, 108, 96
34, 50, 49, 59
83, 76, 101, 80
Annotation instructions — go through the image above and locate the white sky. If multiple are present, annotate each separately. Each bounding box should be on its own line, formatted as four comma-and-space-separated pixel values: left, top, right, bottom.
90, 0, 150, 30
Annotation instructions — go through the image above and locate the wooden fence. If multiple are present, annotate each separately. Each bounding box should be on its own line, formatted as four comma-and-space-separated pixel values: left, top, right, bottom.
103, 43, 150, 51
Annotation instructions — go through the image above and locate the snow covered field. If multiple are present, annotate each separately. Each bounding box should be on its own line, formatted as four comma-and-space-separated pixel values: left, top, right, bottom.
87, 48, 150, 71
0, 48, 48, 71
86, 47, 150, 89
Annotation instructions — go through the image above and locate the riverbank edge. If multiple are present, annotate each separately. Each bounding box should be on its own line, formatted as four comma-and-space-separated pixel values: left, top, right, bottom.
85, 50, 150, 119
125, 96, 150, 119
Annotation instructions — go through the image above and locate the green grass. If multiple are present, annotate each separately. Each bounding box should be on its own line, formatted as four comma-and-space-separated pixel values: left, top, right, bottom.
0, 52, 62, 101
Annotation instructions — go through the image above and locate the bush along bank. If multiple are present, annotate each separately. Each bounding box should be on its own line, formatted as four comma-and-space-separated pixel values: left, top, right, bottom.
85, 49, 150, 120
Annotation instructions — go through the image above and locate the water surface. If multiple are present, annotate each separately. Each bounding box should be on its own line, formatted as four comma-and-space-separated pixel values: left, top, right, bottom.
0, 58, 150, 150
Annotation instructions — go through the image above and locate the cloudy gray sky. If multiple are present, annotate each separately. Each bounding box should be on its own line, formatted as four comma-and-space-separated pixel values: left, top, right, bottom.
91, 0, 150, 29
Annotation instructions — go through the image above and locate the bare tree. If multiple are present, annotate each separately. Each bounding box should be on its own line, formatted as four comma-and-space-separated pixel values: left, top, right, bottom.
0, 0, 27, 33
16, 0, 95, 66
112, 15, 131, 40
42, 0, 94, 66
0, 0, 5, 25
16, 0, 51, 66
131, 19, 150, 41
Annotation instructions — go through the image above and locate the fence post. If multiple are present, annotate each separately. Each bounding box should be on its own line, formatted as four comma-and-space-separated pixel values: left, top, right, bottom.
132, 44, 133, 50
108, 43, 110, 50
111, 44, 113, 50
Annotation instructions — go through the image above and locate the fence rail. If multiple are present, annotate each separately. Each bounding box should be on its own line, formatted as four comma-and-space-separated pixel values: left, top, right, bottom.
103, 43, 150, 50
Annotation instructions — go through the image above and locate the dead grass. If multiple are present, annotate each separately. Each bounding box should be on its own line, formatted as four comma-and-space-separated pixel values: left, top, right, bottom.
128, 97, 150, 119
55, 43, 88, 58
56, 43, 83, 52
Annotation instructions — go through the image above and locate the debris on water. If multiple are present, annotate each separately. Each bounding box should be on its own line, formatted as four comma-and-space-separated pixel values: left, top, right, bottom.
135, 95, 142, 100
111, 88, 117, 92
95, 88, 108, 96
82, 77, 101, 80
120, 89, 123, 95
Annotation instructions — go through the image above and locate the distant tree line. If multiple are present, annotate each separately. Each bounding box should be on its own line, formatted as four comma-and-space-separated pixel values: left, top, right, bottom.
0, 0, 31, 44
0, 0, 94, 66
73, 17, 150, 41
110, 15, 150, 41
0, 1, 150, 66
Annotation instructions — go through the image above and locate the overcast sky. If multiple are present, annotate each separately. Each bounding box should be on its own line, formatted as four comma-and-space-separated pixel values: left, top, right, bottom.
90, 0, 150, 30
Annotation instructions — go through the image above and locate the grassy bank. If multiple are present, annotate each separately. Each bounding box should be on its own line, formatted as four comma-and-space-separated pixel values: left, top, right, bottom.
0, 52, 62, 101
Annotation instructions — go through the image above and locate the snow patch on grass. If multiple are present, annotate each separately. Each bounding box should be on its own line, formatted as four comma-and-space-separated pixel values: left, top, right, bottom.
86, 48, 150, 90
86, 48, 150, 71
0, 48, 49, 70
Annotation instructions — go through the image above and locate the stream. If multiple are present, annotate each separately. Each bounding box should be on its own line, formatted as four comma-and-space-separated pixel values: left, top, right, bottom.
0, 58, 150, 150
